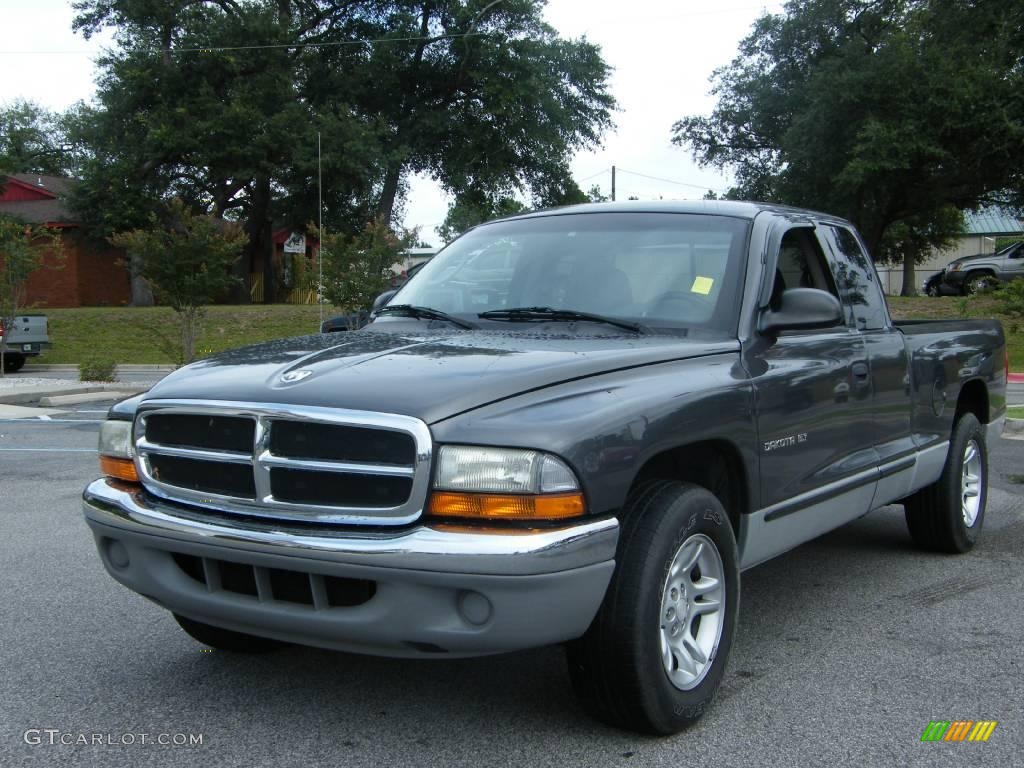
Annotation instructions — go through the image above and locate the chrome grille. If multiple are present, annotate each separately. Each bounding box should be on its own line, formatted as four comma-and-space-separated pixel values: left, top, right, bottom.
133, 400, 432, 525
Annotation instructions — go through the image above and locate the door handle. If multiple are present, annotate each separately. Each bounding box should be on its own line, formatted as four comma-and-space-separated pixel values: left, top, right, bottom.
851, 361, 870, 384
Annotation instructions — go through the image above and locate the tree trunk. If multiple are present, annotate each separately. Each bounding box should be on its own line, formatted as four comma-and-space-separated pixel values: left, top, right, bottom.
245, 175, 275, 304
900, 249, 917, 297
376, 163, 403, 226
128, 250, 155, 306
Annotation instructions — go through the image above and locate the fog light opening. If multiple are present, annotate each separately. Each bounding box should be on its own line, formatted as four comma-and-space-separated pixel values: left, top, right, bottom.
458, 590, 493, 626
104, 538, 130, 570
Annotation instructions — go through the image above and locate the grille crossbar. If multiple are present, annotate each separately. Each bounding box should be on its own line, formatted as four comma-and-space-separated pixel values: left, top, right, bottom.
134, 401, 432, 525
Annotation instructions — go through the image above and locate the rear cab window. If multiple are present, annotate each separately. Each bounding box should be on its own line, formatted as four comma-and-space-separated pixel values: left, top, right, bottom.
817, 225, 890, 331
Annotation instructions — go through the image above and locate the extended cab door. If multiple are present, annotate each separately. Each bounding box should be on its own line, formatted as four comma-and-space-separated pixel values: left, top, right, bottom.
819, 224, 916, 505
740, 223, 878, 568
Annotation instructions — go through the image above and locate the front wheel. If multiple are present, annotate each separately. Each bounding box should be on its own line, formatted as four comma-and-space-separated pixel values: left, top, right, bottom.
566, 481, 739, 734
904, 413, 987, 553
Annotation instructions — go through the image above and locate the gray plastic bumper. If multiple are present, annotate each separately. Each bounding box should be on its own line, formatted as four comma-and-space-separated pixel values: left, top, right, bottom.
82, 479, 618, 658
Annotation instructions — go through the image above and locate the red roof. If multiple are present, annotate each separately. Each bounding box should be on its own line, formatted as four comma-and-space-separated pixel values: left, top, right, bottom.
0, 174, 77, 226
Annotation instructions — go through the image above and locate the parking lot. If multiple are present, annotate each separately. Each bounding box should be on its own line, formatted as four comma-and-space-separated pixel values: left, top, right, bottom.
1, 400, 1022, 767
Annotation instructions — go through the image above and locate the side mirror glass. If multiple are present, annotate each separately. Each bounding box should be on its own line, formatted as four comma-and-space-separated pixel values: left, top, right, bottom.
372, 289, 397, 311
760, 288, 843, 334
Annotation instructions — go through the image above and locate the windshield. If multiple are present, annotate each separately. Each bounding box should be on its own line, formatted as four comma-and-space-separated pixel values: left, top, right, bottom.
388, 212, 750, 334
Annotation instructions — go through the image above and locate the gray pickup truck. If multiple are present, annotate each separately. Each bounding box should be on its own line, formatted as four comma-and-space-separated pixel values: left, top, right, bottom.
83, 201, 1007, 734
1, 314, 49, 372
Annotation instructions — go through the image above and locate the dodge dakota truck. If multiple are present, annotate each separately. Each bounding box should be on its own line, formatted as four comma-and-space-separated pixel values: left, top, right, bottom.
83, 201, 1007, 734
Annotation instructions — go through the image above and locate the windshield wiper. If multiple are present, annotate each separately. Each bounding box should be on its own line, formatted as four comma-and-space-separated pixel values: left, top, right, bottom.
374, 304, 477, 330
478, 306, 647, 334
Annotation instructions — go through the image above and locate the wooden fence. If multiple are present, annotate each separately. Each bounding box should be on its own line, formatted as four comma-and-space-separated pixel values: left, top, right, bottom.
247, 273, 320, 304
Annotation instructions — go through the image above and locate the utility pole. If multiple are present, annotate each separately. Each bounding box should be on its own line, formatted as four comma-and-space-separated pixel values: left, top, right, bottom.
611, 165, 616, 201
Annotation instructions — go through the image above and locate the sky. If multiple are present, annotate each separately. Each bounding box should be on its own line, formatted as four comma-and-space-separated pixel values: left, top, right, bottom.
0, 0, 785, 242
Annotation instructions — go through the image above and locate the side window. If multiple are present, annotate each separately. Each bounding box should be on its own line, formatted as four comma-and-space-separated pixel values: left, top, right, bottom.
821, 226, 887, 331
772, 228, 840, 312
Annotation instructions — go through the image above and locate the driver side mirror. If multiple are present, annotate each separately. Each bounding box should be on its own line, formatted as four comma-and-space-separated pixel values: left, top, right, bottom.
372, 289, 397, 311
759, 288, 843, 334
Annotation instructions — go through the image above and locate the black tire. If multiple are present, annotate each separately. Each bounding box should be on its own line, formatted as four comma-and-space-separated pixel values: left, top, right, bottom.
566, 481, 740, 734
2, 353, 25, 373
963, 272, 997, 295
904, 413, 987, 553
173, 613, 289, 653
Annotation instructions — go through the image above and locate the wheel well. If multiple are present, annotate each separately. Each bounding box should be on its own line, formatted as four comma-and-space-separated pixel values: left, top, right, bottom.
955, 379, 989, 424
629, 440, 748, 536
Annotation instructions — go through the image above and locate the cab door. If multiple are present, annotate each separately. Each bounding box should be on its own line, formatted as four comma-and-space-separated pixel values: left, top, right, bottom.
741, 223, 878, 568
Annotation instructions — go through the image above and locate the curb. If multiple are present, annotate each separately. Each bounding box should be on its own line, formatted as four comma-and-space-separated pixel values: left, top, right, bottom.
23, 364, 177, 373
0, 384, 148, 406
1004, 417, 1024, 436
1010, 373, 1024, 384
38, 391, 142, 407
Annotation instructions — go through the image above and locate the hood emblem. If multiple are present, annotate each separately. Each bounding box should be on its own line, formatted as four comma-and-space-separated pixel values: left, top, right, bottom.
281, 369, 314, 383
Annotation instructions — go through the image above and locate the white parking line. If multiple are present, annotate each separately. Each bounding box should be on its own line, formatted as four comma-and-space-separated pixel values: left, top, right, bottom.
0, 419, 105, 423
0, 448, 96, 452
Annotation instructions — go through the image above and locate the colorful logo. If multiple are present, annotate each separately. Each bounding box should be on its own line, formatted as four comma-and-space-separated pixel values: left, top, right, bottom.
921, 721, 997, 742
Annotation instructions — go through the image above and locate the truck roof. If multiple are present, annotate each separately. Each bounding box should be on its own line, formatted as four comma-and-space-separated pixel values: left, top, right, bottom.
498, 199, 846, 224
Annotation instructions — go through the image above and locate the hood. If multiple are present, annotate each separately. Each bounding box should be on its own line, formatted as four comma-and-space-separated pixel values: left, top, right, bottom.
950, 252, 995, 267
143, 326, 737, 424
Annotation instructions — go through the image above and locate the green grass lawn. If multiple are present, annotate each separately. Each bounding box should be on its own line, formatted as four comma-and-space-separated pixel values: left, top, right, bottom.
42, 305, 324, 364
1008, 406, 1024, 420
34, 296, 1023, 368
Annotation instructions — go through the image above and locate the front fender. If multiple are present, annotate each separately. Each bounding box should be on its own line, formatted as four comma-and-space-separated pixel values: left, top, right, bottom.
430, 353, 757, 516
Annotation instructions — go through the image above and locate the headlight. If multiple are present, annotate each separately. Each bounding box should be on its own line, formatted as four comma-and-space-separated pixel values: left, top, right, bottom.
429, 445, 584, 521
98, 420, 139, 482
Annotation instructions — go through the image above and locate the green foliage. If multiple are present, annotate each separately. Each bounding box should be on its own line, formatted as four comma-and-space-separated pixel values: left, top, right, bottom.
994, 237, 1024, 253
585, 184, 609, 203
673, 0, 1024, 257
438, 193, 529, 243
320, 218, 414, 324
992, 279, 1024, 331
68, 0, 615, 301
953, 296, 971, 319
0, 100, 76, 176
110, 200, 245, 362
0, 214, 62, 376
79, 357, 117, 382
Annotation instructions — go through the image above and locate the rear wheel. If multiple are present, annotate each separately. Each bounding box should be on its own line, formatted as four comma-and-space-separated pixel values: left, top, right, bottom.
2, 353, 25, 373
904, 413, 987, 553
566, 481, 739, 734
173, 614, 289, 653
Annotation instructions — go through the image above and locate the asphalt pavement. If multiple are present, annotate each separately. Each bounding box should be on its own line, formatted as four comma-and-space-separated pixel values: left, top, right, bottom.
0, 401, 1022, 767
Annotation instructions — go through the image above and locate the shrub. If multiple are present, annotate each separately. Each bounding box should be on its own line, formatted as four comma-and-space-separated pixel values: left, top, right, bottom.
79, 357, 117, 382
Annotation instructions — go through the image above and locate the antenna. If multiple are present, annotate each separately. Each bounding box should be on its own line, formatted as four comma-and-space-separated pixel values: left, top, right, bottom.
318, 131, 323, 330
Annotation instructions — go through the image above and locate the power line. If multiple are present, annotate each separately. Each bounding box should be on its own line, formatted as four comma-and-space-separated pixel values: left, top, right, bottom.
615, 167, 727, 194
576, 168, 610, 185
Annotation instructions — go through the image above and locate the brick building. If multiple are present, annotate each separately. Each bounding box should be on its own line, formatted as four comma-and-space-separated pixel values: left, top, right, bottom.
0, 174, 131, 307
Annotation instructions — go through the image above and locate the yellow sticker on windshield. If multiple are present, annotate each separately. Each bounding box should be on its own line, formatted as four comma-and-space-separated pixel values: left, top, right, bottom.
691, 276, 714, 295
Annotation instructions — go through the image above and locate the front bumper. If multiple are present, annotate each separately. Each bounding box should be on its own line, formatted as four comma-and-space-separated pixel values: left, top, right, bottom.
940, 270, 968, 291
82, 479, 618, 658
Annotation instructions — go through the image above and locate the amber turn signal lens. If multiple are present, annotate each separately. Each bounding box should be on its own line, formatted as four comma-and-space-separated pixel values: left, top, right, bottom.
428, 492, 585, 520
100, 455, 139, 483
